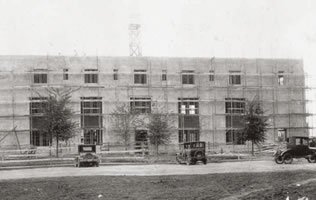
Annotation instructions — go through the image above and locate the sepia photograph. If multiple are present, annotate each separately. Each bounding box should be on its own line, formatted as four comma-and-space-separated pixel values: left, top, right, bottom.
0, 0, 316, 199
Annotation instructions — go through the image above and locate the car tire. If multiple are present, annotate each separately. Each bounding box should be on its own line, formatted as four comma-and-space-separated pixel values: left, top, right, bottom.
203, 159, 207, 165
307, 155, 316, 163
274, 155, 284, 164
283, 153, 293, 164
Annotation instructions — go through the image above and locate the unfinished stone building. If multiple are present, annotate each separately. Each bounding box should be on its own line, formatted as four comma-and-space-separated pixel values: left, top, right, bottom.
0, 56, 308, 152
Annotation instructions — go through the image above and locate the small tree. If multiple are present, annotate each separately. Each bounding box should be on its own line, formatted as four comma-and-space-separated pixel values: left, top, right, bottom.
40, 88, 78, 157
110, 103, 141, 150
146, 112, 174, 155
241, 98, 269, 156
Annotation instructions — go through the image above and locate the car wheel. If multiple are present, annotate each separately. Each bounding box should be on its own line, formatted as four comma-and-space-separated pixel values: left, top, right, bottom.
283, 153, 293, 164
274, 155, 284, 164
307, 155, 316, 163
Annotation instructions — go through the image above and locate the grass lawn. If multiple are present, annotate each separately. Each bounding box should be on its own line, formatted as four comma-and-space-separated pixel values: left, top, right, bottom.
0, 171, 315, 200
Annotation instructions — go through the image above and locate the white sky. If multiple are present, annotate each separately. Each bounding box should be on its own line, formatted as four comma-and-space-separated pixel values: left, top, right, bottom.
0, 0, 315, 64
0, 0, 315, 81
1, 0, 316, 134
1, 0, 316, 82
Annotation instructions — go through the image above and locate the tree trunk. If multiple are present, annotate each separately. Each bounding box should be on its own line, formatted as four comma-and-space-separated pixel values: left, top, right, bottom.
124, 131, 128, 151
156, 145, 159, 156
125, 138, 127, 151
251, 140, 254, 156
155, 140, 159, 156
49, 133, 52, 157
56, 134, 59, 158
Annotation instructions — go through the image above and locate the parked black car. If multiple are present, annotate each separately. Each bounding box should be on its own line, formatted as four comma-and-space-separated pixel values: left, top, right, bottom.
274, 136, 316, 164
75, 144, 100, 167
176, 142, 207, 165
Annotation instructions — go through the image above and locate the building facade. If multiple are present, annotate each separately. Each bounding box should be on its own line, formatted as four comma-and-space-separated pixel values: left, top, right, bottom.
0, 56, 308, 152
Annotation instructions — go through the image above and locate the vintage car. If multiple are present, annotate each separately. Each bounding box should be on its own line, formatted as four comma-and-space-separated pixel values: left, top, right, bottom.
274, 136, 316, 164
75, 144, 100, 167
176, 141, 207, 165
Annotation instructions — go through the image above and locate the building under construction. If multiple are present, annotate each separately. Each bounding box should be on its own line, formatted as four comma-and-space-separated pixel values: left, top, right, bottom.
0, 55, 309, 152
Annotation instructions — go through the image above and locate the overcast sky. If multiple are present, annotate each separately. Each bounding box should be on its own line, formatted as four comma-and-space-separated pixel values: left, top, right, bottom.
0, 0, 315, 63
0, 0, 315, 75
0, 0, 316, 74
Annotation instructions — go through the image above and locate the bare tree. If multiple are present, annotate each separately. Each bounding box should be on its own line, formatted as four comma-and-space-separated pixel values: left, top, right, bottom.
110, 103, 141, 150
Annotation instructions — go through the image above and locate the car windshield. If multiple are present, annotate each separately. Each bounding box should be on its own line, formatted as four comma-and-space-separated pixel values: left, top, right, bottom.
83, 147, 93, 151
290, 137, 309, 146
302, 138, 309, 145
192, 143, 205, 148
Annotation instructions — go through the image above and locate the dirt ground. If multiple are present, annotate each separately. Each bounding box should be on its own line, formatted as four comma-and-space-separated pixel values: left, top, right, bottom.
0, 171, 315, 200
2, 160, 316, 180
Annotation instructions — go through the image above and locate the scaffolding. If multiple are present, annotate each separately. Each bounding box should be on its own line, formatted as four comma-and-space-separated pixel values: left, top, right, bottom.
129, 24, 142, 57
0, 56, 314, 154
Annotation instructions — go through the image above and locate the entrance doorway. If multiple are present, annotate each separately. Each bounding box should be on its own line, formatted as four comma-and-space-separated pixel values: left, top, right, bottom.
277, 128, 287, 142
83, 129, 103, 145
135, 130, 148, 153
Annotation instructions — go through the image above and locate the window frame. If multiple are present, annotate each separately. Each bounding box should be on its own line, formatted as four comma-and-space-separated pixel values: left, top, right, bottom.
225, 98, 245, 145
162, 70, 167, 81
84, 69, 98, 84
229, 71, 241, 85
225, 98, 245, 114
278, 71, 284, 86
30, 97, 50, 146
226, 129, 245, 145
209, 70, 214, 82
33, 73, 48, 84
80, 97, 103, 128
178, 98, 199, 115
63, 69, 69, 80
134, 69, 147, 84
181, 70, 195, 85
178, 130, 200, 143
130, 97, 151, 114
83, 129, 103, 145
113, 69, 118, 80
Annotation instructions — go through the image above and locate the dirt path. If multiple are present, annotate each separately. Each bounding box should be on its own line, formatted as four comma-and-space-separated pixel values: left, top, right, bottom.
220, 177, 316, 200
0, 160, 315, 180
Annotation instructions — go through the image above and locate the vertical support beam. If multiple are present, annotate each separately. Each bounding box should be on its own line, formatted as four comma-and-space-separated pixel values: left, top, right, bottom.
272, 63, 277, 141
212, 58, 217, 150
288, 67, 292, 138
